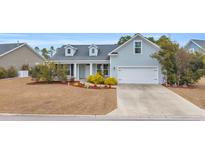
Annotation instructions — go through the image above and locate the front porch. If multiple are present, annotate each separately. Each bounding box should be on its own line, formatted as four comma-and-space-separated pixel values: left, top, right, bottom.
60, 63, 110, 80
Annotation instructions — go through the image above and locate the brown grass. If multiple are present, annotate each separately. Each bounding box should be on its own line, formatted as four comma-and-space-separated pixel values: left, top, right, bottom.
0, 78, 117, 115
168, 78, 205, 109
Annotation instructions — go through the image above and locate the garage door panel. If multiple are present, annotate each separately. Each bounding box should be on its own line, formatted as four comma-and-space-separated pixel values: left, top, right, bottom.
118, 67, 158, 84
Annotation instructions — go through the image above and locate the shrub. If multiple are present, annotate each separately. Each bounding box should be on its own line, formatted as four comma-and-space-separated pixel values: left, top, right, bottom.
93, 73, 104, 84
30, 62, 68, 82
7, 67, 18, 78
56, 65, 67, 82
30, 65, 41, 81
87, 75, 95, 83
21, 64, 29, 70
0, 67, 7, 79
87, 73, 104, 84
152, 36, 205, 86
40, 64, 53, 82
104, 77, 118, 87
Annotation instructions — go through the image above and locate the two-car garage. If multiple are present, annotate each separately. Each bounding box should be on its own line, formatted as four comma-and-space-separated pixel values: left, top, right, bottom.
117, 66, 159, 84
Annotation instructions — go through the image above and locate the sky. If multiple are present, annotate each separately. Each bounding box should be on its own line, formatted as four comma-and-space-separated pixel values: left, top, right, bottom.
0, 33, 205, 49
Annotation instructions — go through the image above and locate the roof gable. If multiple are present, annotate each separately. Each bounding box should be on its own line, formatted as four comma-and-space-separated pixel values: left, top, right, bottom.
64, 44, 77, 50
0, 43, 24, 56
0, 43, 45, 60
88, 44, 98, 49
108, 33, 161, 55
190, 39, 205, 51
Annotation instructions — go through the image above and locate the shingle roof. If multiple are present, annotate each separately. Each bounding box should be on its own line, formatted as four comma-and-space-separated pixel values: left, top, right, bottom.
192, 39, 205, 50
51, 44, 119, 60
0, 43, 24, 56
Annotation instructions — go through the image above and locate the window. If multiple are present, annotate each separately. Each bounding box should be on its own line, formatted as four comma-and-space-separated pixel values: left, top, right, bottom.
97, 64, 102, 74
134, 41, 142, 54
92, 48, 95, 53
97, 64, 109, 76
103, 64, 109, 76
67, 49, 71, 54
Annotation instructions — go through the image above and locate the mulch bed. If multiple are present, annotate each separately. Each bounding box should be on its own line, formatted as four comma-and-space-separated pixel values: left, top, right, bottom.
69, 81, 116, 89
27, 81, 68, 85
27, 80, 116, 89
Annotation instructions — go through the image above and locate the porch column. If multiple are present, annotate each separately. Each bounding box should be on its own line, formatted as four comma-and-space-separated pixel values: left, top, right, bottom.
74, 63, 77, 79
90, 63, 93, 75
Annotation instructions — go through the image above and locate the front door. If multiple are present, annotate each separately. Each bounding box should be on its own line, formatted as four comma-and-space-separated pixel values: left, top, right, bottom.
85, 65, 90, 78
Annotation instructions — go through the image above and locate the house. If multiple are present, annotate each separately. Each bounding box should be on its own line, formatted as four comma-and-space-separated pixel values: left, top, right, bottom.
51, 34, 163, 84
0, 43, 44, 69
185, 39, 205, 53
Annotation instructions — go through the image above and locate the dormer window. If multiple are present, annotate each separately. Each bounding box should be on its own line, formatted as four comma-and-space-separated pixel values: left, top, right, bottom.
89, 44, 98, 56
65, 48, 72, 56
64, 45, 77, 56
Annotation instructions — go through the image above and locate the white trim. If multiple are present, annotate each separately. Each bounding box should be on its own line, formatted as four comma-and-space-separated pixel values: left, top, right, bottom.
64, 44, 77, 50
110, 56, 112, 76
190, 40, 205, 51
77, 64, 80, 80
108, 33, 161, 55
109, 53, 118, 56
0, 43, 25, 57
133, 40, 142, 55
51, 59, 110, 64
74, 63, 77, 79
89, 63, 93, 75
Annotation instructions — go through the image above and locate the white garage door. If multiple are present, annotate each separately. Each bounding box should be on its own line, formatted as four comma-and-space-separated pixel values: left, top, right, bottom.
118, 67, 159, 84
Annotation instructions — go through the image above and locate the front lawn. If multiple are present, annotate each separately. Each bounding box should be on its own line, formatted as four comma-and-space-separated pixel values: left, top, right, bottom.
168, 78, 205, 109
0, 78, 117, 115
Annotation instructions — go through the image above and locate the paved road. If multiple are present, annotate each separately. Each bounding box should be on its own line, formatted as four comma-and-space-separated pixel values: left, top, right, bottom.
108, 84, 205, 120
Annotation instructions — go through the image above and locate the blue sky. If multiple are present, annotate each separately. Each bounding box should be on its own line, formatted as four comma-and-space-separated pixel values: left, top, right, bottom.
0, 33, 205, 49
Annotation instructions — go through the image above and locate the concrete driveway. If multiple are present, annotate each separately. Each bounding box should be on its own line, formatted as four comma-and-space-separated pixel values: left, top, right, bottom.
108, 84, 205, 120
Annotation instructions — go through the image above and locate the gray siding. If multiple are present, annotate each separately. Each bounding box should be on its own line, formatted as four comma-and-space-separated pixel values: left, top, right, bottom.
185, 42, 204, 53
0, 45, 44, 69
110, 36, 164, 83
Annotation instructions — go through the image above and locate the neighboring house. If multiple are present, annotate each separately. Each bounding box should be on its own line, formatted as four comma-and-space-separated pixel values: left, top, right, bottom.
0, 43, 44, 69
51, 34, 163, 84
185, 39, 205, 53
